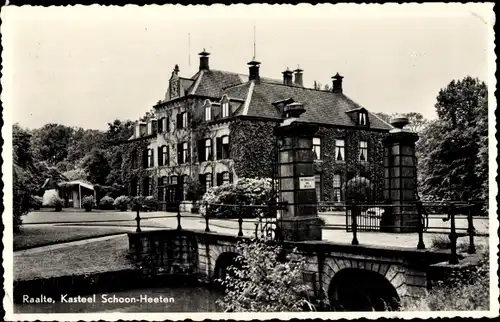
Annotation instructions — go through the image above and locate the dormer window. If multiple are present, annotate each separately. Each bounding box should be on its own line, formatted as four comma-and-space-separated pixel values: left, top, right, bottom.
222, 102, 230, 118
358, 111, 368, 126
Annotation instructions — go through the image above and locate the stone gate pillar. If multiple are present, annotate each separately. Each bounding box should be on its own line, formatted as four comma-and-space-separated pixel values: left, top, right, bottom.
274, 102, 323, 241
383, 117, 419, 233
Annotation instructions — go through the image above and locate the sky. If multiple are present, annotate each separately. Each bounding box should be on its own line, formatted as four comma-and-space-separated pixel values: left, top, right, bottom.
2, 3, 494, 131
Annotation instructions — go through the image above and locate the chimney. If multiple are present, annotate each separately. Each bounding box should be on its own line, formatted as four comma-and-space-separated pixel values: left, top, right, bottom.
332, 73, 344, 93
282, 67, 293, 86
248, 59, 261, 82
294, 68, 303, 86
199, 49, 210, 71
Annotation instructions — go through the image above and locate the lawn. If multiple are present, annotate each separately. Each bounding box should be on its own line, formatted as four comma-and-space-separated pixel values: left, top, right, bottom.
14, 225, 130, 251
14, 235, 132, 281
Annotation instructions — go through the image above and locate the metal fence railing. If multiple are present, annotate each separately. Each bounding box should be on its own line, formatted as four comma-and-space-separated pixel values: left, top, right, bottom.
62, 199, 485, 266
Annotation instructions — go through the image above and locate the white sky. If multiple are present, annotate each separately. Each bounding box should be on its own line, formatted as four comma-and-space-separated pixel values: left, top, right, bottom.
1, 3, 494, 130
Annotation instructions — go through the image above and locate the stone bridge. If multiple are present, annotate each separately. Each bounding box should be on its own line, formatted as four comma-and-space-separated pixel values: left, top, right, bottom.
128, 228, 454, 311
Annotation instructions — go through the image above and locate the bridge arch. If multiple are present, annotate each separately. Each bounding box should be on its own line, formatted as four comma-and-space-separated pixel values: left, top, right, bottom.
213, 251, 242, 285
328, 268, 400, 311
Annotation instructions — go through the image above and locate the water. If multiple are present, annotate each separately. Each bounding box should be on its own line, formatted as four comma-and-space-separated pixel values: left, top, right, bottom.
15, 286, 223, 313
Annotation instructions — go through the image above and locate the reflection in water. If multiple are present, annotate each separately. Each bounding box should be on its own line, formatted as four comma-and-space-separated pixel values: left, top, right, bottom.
15, 286, 223, 313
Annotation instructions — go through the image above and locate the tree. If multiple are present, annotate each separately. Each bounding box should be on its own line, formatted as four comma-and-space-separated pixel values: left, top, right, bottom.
417, 77, 487, 202
82, 148, 111, 185
31, 123, 74, 164
216, 240, 321, 312
13, 124, 40, 232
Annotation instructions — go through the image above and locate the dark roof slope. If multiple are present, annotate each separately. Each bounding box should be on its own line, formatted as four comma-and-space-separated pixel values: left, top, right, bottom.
240, 82, 392, 130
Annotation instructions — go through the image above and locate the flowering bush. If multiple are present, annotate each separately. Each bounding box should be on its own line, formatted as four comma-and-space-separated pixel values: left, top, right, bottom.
98, 196, 115, 210
30, 195, 43, 210
113, 195, 130, 211
82, 196, 94, 212
200, 177, 275, 218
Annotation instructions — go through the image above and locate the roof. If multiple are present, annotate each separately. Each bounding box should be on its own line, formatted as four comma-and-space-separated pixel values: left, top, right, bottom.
226, 81, 393, 130
58, 180, 94, 191
158, 68, 392, 131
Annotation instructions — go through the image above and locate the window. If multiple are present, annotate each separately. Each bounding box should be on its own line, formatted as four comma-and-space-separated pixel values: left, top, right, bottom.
181, 174, 189, 200
158, 176, 167, 201
165, 117, 170, 132
312, 137, 321, 160
170, 176, 178, 185
222, 102, 230, 118
314, 174, 322, 201
158, 118, 164, 133
177, 112, 188, 129
178, 142, 189, 164
333, 174, 342, 202
205, 104, 212, 121
143, 177, 151, 196
218, 136, 230, 159
158, 145, 168, 166
335, 139, 345, 161
359, 141, 368, 161
216, 171, 233, 186
222, 172, 231, 185
205, 139, 212, 161
147, 149, 154, 168
358, 112, 368, 126
205, 173, 212, 191
132, 150, 138, 168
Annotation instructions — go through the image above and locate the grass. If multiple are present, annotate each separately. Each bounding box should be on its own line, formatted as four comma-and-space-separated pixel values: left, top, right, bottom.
14, 235, 132, 281
14, 225, 130, 251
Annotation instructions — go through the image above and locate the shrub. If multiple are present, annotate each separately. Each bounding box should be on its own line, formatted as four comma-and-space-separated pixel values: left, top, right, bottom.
143, 196, 158, 211
200, 177, 275, 218
82, 196, 94, 212
130, 196, 144, 211
99, 196, 115, 210
216, 240, 325, 312
44, 192, 64, 211
399, 249, 489, 311
113, 195, 130, 211
30, 195, 43, 210
346, 176, 373, 204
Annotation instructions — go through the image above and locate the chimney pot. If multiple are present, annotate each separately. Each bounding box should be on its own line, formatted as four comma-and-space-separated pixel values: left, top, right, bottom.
331, 72, 344, 93
248, 59, 261, 82
294, 68, 303, 86
282, 68, 294, 86
199, 49, 210, 71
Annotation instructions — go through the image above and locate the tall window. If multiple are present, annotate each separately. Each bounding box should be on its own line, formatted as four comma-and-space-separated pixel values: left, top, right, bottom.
222, 102, 230, 118
177, 112, 188, 129
182, 142, 189, 163
359, 141, 368, 161
143, 177, 151, 196
205, 173, 212, 191
312, 137, 321, 160
158, 145, 169, 166
222, 136, 230, 159
314, 174, 322, 201
335, 139, 345, 161
148, 149, 154, 168
333, 174, 342, 202
205, 104, 212, 121
205, 139, 212, 161
158, 176, 166, 201
158, 118, 164, 133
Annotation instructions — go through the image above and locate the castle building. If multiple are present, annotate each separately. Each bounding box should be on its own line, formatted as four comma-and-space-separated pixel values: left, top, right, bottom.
128, 50, 393, 210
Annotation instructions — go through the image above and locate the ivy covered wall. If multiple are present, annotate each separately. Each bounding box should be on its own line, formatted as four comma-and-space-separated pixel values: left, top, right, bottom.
229, 119, 279, 179
313, 127, 388, 202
